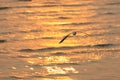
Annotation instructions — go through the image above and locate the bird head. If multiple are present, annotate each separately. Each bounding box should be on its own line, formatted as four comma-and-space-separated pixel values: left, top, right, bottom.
72, 32, 77, 35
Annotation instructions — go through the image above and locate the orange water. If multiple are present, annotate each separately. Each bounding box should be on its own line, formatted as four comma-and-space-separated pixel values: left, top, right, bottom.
0, 0, 120, 80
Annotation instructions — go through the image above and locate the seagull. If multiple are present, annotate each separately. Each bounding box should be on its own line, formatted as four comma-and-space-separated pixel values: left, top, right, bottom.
59, 32, 77, 44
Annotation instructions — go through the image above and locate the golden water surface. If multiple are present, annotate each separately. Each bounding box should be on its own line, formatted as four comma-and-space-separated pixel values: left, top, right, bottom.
0, 0, 120, 80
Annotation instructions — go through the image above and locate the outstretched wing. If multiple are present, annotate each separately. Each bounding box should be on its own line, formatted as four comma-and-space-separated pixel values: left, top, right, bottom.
58, 31, 89, 44
59, 34, 70, 44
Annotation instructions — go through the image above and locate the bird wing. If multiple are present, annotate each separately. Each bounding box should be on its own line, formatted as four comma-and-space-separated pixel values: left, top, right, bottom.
59, 34, 70, 44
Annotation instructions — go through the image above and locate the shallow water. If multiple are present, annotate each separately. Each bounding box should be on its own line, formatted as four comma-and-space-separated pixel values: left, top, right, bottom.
0, 0, 120, 80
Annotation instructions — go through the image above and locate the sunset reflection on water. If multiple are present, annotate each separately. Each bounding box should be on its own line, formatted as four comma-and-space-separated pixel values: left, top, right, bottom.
0, 0, 120, 80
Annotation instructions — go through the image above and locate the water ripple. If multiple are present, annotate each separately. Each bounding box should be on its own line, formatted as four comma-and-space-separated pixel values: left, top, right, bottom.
0, 40, 7, 43
0, 29, 42, 35
53, 22, 98, 26
19, 43, 115, 52
0, 7, 11, 10
106, 2, 120, 5
18, 0, 32, 2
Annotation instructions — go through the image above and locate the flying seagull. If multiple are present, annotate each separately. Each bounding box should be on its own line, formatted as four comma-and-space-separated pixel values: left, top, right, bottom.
59, 32, 77, 44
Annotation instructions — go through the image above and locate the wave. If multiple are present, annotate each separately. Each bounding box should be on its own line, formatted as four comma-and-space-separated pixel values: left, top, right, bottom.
0, 52, 8, 54
15, 5, 59, 8
0, 40, 7, 43
51, 52, 67, 56
0, 5, 58, 11
103, 12, 115, 15
41, 37, 55, 39
61, 4, 88, 7
18, 0, 32, 1
92, 44, 113, 47
0, 3, 92, 11
0, 29, 42, 35
58, 16, 71, 19
106, 2, 120, 5
55, 22, 98, 26
0, 7, 11, 10
19, 43, 115, 52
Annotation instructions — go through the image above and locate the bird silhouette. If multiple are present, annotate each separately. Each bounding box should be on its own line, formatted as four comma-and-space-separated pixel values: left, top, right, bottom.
59, 32, 77, 44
